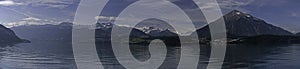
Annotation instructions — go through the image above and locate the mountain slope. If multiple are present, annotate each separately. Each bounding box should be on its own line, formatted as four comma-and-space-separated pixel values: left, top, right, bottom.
147, 29, 178, 37
0, 24, 28, 45
95, 22, 150, 42
12, 22, 72, 41
12, 22, 149, 43
194, 10, 293, 38
296, 32, 300, 36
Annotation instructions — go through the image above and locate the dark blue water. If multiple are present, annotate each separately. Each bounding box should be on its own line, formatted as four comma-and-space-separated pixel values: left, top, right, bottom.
1, 40, 300, 69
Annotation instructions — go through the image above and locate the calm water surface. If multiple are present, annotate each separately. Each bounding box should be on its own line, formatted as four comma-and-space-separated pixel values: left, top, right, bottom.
1, 40, 300, 69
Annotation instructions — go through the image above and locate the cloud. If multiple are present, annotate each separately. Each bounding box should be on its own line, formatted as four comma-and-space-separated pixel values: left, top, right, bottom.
10, 17, 44, 26
194, 0, 254, 10
2, 0, 76, 9
22, 17, 41, 21
95, 16, 116, 22
25, 0, 75, 9
0, 0, 23, 6
290, 12, 300, 17
4, 17, 62, 27
5, 20, 41, 27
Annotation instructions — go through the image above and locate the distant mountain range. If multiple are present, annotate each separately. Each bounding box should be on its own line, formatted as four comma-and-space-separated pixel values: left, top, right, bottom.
12, 22, 72, 42
9, 10, 300, 45
0, 24, 29, 45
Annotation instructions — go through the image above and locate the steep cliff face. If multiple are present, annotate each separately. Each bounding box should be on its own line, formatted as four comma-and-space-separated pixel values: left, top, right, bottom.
0, 24, 27, 45
195, 10, 293, 38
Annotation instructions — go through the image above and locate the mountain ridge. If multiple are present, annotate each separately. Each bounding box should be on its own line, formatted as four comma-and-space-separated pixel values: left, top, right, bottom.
0, 24, 29, 45
193, 10, 293, 38
10, 10, 299, 45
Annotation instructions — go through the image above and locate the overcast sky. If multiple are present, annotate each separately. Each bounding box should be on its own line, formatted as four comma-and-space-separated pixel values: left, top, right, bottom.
0, 0, 299, 33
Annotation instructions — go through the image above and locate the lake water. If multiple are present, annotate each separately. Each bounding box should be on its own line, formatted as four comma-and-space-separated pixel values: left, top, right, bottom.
1, 40, 300, 69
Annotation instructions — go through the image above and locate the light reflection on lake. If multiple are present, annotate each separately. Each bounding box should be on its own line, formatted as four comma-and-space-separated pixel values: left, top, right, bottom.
0, 40, 300, 69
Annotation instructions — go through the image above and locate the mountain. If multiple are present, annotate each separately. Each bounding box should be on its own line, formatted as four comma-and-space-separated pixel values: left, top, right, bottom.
133, 19, 180, 37
11, 22, 73, 42
12, 22, 149, 43
95, 22, 150, 42
194, 10, 293, 38
96, 22, 149, 37
10, 10, 296, 45
148, 29, 178, 37
11, 22, 181, 45
296, 32, 300, 36
0, 24, 29, 45
95, 22, 180, 45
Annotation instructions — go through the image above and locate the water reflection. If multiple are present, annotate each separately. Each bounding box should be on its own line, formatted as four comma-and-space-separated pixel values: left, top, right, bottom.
96, 43, 300, 69
0, 41, 299, 69
0, 40, 76, 69
223, 44, 298, 69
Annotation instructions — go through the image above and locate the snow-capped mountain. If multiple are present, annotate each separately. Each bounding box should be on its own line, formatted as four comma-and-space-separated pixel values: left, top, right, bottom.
193, 10, 293, 38
147, 29, 178, 37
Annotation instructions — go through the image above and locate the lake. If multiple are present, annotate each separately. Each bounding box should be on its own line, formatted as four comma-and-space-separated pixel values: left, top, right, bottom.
0, 40, 300, 69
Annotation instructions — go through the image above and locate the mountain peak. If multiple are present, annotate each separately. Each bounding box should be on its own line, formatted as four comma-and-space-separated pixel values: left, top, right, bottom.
224, 10, 258, 22
194, 10, 293, 37
96, 22, 114, 29
226, 10, 248, 17
59, 22, 73, 26
228, 10, 245, 15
